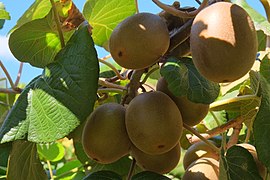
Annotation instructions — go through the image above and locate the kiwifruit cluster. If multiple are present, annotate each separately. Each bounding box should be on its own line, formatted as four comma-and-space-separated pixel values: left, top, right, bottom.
82, 91, 183, 174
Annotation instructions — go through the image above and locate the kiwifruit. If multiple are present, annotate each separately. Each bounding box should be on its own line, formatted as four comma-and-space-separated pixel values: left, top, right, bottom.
82, 103, 131, 164
109, 12, 170, 70
130, 143, 181, 174
182, 157, 219, 180
156, 77, 209, 126
190, 2, 257, 83
183, 140, 219, 170
125, 91, 183, 155
237, 143, 267, 179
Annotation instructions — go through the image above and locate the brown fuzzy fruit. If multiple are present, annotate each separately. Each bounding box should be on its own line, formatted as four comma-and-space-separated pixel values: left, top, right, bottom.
125, 91, 183, 155
130, 143, 181, 174
183, 140, 219, 170
82, 103, 131, 164
156, 77, 209, 126
109, 13, 170, 70
182, 157, 219, 180
190, 2, 257, 83
237, 143, 267, 179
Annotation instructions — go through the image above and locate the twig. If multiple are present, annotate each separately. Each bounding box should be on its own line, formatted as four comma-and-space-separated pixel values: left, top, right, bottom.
0, 88, 21, 94
127, 158, 137, 180
50, 0, 65, 48
100, 54, 112, 61
0, 60, 15, 89
188, 116, 244, 143
14, 62, 23, 87
134, 0, 139, 13
152, 0, 208, 18
97, 88, 124, 94
226, 123, 242, 149
195, 0, 202, 5
47, 160, 54, 180
99, 59, 127, 80
183, 123, 220, 153
98, 79, 125, 90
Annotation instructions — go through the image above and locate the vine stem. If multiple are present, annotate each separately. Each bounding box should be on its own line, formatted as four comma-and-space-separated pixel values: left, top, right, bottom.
50, 0, 65, 48
0, 60, 15, 89
127, 158, 136, 180
183, 123, 220, 153
99, 59, 127, 80
14, 62, 23, 87
188, 116, 244, 144
47, 160, 54, 180
98, 79, 125, 90
0, 88, 21, 94
134, 0, 139, 13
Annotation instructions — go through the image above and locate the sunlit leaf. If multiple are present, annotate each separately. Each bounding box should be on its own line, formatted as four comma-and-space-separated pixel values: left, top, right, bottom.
7, 140, 47, 180
37, 142, 65, 162
0, 26, 99, 143
0, 2, 10, 20
83, 0, 136, 48
9, 10, 74, 68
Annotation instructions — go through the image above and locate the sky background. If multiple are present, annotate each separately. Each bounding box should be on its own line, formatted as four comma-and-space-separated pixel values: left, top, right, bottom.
0, 0, 267, 86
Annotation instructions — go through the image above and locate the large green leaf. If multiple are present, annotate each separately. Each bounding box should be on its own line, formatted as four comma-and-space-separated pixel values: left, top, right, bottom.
7, 140, 47, 180
9, 10, 74, 68
10, 0, 51, 32
83, 0, 136, 47
260, 53, 270, 83
160, 57, 220, 104
257, 30, 267, 51
232, 0, 270, 36
0, 26, 99, 143
220, 145, 262, 180
253, 73, 270, 171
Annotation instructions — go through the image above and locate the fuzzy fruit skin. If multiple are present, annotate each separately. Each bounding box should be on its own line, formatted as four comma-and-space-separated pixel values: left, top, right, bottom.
190, 2, 257, 83
130, 143, 181, 174
82, 103, 131, 164
237, 143, 267, 179
156, 77, 209, 126
109, 13, 170, 70
125, 91, 183, 155
183, 140, 219, 170
182, 157, 219, 180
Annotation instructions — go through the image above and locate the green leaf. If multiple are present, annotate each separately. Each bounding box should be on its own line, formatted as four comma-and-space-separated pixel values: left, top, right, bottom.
0, 142, 11, 167
10, 0, 51, 32
0, 2, 10, 20
253, 74, 270, 171
7, 140, 47, 180
161, 57, 220, 104
132, 171, 170, 180
232, 0, 270, 36
220, 145, 262, 180
37, 142, 65, 162
83, 0, 136, 48
260, 53, 270, 83
56, 159, 82, 176
83, 170, 122, 180
9, 10, 74, 68
0, 26, 99, 143
257, 30, 267, 51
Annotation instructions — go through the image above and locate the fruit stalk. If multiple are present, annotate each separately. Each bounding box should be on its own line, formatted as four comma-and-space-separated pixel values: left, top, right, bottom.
49, 0, 65, 48
188, 116, 244, 143
127, 158, 136, 180
183, 123, 220, 153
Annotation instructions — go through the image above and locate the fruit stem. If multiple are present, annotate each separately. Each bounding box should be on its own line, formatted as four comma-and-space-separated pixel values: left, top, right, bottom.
14, 62, 23, 87
99, 59, 128, 80
127, 158, 136, 180
50, 0, 65, 48
98, 79, 126, 90
47, 160, 54, 180
226, 123, 242, 149
152, 0, 208, 18
134, 0, 139, 13
187, 116, 244, 144
140, 66, 159, 85
183, 123, 220, 154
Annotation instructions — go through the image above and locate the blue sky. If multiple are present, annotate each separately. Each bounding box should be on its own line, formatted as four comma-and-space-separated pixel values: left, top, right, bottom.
0, 0, 267, 85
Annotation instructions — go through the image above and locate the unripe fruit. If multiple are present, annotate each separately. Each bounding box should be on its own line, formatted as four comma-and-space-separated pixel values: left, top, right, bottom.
130, 143, 181, 174
182, 157, 219, 180
125, 91, 183, 155
237, 143, 267, 179
190, 2, 257, 83
109, 13, 170, 70
82, 103, 131, 164
156, 77, 209, 126
183, 140, 219, 170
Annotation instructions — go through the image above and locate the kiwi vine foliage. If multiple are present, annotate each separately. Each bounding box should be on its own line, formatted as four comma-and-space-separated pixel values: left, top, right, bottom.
0, 0, 269, 179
